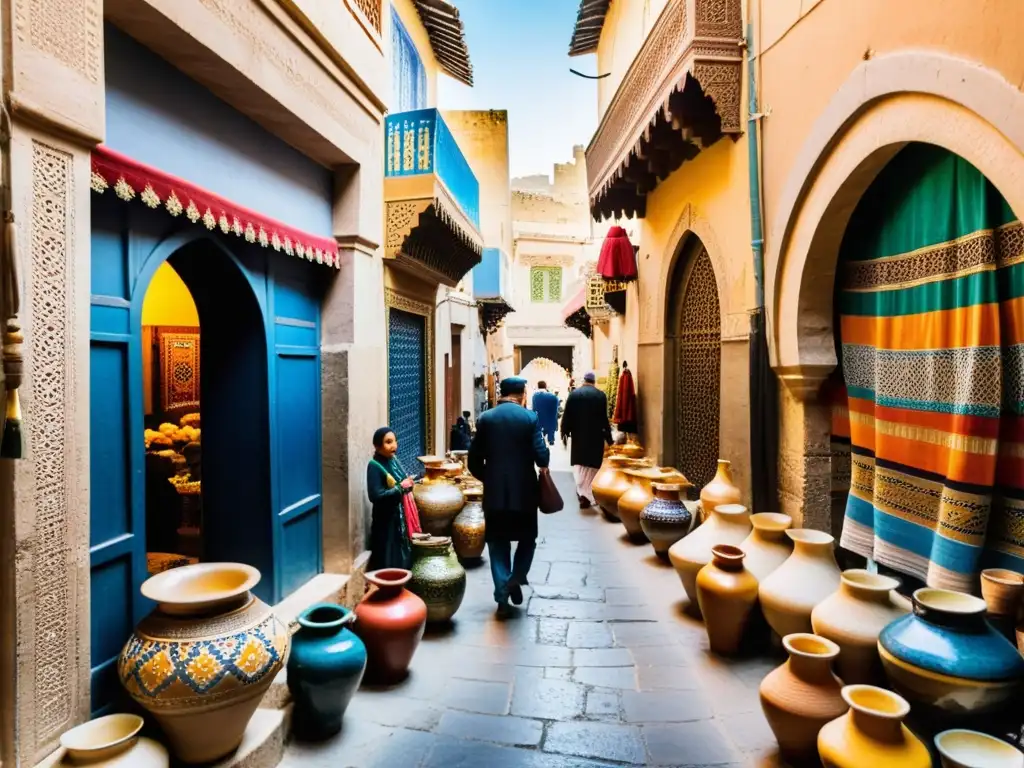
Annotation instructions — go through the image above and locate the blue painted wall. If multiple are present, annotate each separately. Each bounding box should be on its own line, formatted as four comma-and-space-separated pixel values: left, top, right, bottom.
104, 23, 333, 237
473, 248, 502, 298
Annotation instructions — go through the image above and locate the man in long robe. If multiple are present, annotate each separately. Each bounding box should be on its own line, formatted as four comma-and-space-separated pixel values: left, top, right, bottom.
560, 371, 613, 508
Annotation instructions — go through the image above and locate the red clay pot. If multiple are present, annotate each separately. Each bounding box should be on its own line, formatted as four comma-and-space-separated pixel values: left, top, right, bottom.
353, 568, 427, 683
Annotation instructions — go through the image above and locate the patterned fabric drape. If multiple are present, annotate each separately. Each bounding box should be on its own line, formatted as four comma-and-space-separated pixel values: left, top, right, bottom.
836, 143, 1024, 592
391, 6, 427, 113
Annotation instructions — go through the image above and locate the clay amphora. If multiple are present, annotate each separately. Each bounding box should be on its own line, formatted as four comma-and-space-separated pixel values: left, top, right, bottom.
353, 568, 427, 683
696, 545, 759, 656
759, 529, 841, 638
592, 455, 633, 521
639, 482, 694, 559
818, 685, 930, 768
414, 457, 465, 535
669, 503, 751, 612
452, 486, 485, 559
409, 534, 467, 623
698, 458, 741, 524
738, 513, 793, 582
759, 633, 846, 765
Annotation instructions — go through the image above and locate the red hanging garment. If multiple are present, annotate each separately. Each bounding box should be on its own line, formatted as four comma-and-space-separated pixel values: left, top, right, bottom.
402, 492, 422, 536
613, 366, 637, 430
597, 226, 638, 281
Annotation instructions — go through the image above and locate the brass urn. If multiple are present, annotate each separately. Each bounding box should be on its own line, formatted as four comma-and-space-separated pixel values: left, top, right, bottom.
618, 467, 690, 541
452, 486, 485, 560
413, 457, 465, 536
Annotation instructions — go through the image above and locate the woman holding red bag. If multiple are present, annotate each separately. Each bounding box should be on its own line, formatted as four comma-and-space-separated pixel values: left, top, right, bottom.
366, 427, 422, 570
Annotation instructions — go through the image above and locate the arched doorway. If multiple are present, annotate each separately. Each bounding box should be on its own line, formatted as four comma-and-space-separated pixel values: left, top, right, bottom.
520, 357, 571, 402
665, 238, 722, 491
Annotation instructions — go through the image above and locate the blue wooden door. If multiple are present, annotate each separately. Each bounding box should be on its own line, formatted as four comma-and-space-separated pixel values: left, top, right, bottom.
388, 308, 427, 474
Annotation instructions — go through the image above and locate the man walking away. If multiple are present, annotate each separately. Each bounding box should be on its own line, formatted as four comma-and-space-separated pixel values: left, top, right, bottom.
469, 376, 550, 617
531, 380, 560, 446
560, 371, 612, 509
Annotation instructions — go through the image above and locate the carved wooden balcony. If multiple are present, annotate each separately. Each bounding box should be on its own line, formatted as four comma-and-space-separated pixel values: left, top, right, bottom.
385, 109, 484, 286
585, 0, 744, 220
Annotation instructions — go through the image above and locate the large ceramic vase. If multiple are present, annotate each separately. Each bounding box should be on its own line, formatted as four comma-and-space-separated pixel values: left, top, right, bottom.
56, 714, 168, 767
738, 513, 793, 582
618, 467, 687, 542
592, 455, 633, 521
639, 482, 694, 559
287, 603, 368, 741
409, 534, 467, 623
759, 633, 846, 765
353, 569, 427, 683
811, 569, 909, 685
817, 685, 930, 768
452, 486, 486, 560
878, 587, 1024, 715
698, 458, 741, 524
669, 503, 751, 611
414, 457, 465, 535
118, 563, 289, 764
759, 529, 841, 638
696, 545, 759, 655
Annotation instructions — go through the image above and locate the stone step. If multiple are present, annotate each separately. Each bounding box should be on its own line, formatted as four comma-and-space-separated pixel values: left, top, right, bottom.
209, 706, 292, 768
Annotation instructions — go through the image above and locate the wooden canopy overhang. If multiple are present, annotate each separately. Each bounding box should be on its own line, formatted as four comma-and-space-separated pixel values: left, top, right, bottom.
568, 0, 612, 56
585, 0, 744, 220
413, 0, 474, 86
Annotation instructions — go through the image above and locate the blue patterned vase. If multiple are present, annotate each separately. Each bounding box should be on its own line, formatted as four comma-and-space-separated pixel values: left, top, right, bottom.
288, 603, 368, 740
878, 587, 1024, 715
639, 482, 694, 560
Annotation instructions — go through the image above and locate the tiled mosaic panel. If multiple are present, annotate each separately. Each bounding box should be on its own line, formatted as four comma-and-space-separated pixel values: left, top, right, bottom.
388, 308, 427, 475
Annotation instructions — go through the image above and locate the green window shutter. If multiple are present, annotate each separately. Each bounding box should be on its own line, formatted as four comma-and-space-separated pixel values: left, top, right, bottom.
530, 268, 545, 302
549, 268, 562, 301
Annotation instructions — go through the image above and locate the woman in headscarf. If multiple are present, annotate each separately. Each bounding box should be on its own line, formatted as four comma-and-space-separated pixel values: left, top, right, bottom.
366, 427, 415, 570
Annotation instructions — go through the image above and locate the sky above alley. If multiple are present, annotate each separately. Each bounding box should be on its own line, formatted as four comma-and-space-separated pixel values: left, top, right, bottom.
438, 0, 600, 181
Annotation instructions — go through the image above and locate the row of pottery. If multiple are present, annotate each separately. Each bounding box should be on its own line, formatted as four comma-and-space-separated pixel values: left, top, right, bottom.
592, 455, 652, 521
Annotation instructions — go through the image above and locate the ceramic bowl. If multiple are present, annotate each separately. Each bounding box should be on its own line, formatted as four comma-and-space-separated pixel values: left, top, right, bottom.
60, 714, 143, 761
935, 729, 1024, 768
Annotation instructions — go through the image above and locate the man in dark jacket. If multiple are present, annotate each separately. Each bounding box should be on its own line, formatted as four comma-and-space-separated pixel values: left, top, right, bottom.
469, 376, 550, 616
531, 380, 560, 445
560, 371, 613, 508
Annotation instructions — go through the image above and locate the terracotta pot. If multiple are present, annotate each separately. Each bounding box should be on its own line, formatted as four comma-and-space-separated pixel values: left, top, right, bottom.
818, 685, 930, 768
811, 569, 910, 685
353, 569, 427, 683
980, 568, 1023, 630
696, 545, 759, 655
452, 487, 485, 560
698, 458, 741, 524
759, 529, 841, 638
738, 513, 793, 582
618, 467, 688, 541
668, 503, 751, 611
639, 482, 695, 559
55, 714, 168, 767
414, 457, 465, 536
759, 633, 846, 764
592, 455, 633, 521
118, 563, 289, 764
409, 534, 467, 623
935, 729, 1024, 768
878, 587, 1024, 715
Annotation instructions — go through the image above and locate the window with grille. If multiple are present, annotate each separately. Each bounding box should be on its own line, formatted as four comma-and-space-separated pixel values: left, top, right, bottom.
530, 267, 563, 303
391, 7, 427, 112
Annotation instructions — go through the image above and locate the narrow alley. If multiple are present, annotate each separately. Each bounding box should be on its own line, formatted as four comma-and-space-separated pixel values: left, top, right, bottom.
281, 469, 777, 768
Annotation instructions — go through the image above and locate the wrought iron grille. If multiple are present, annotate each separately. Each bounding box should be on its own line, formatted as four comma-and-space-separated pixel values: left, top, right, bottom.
388, 308, 427, 474
675, 246, 721, 491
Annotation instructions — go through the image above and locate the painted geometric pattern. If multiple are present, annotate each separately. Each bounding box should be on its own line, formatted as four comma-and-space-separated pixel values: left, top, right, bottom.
389, 309, 427, 475
118, 613, 286, 707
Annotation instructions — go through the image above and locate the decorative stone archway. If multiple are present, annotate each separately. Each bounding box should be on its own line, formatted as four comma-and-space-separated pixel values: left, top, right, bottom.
520, 357, 572, 401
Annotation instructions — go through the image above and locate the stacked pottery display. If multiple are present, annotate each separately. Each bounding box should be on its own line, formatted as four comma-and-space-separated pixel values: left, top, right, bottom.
640, 482, 695, 559
811, 569, 909, 685
617, 467, 688, 542
759, 529, 841, 638
353, 569, 427, 683
980, 567, 1023, 641
738, 513, 793, 582
54, 714, 168, 767
287, 603, 367, 741
759, 633, 847, 765
617, 437, 646, 459
669, 503, 751, 611
592, 455, 634, 521
934, 729, 1024, 768
696, 545, 759, 655
414, 456, 465, 535
878, 587, 1024, 714
698, 459, 742, 524
817, 685, 930, 768
452, 486, 486, 560
118, 563, 289, 764
409, 534, 467, 623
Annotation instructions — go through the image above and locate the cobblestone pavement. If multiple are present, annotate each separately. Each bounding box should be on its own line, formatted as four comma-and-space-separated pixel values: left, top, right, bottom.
282, 471, 782, 767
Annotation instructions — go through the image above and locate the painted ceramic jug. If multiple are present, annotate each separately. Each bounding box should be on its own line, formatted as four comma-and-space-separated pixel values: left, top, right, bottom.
738, 513, 793, 582
698, 458, 741, 524
353, 569, 427, 683
618, 467, 686, 541
759, 633, 847, 764
452, 486, 486, 560
696, 545, 759, 656
409, 534, 467, 623
759, 529, 841, 638
669, 503, 751, 611
935, 729, 1024, 768
592, 455, 635, 521
414, 457, 465, 535
878, 587, 1024, 715
118, 563, 289, 764
817, 685, 930, 768
51, 714, 168, 767
287, 603, 368, 741
639, 482, 694, 559
811, 569, 909, 685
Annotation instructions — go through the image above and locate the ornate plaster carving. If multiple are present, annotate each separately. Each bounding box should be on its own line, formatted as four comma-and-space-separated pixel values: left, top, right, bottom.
517, 253, 576, 268
15, 0, 102, 83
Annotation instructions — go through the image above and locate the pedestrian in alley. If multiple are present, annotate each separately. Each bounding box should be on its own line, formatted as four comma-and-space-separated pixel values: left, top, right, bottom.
531, 380, 560, 446
366, 427, 415, 571
560, 371, 613, 509
449, 414, 472, 451
468, 376, 551, 618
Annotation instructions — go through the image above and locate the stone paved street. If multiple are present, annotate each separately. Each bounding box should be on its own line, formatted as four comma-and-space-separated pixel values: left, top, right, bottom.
282, 470, 781, 767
